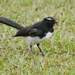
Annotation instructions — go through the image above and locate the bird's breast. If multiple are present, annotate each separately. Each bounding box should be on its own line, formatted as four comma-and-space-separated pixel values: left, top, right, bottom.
44, 32, 53, 39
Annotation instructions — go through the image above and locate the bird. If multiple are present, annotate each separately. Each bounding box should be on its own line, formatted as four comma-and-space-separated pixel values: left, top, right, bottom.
0, 17, 57, 56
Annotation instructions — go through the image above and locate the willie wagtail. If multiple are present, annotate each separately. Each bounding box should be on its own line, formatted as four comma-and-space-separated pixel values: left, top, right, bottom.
0, 17, 57, 56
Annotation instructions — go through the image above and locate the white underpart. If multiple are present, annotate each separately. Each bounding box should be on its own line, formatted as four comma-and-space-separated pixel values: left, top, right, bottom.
25, 32, 53, 46
46, 17, 52, 21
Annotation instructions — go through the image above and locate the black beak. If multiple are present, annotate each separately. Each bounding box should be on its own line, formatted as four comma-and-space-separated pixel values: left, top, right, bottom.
55, 21, 58, 23
55, 21, 59, 26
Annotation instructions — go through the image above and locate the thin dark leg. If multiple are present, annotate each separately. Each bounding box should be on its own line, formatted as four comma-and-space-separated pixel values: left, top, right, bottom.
30, 44, 32, 51
37, 43, 45, 56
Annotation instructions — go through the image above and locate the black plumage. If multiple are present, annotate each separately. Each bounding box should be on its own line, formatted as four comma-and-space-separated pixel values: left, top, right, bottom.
0, 16, 57, 56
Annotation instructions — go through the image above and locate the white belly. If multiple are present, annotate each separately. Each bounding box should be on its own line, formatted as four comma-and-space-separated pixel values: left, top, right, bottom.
25, 32, 53, 45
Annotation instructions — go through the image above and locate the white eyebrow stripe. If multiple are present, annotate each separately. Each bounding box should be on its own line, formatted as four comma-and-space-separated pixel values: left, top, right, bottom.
47, 18, 52, 20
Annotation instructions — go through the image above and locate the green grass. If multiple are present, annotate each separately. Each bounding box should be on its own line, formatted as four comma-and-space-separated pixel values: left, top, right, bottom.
0, 0, 75, 75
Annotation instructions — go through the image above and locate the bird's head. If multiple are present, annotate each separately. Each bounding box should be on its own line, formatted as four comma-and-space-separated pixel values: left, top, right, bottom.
43, 17, 58, 27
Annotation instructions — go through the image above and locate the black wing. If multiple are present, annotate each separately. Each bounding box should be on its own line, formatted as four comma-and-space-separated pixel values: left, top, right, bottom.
14, 26, 43, 37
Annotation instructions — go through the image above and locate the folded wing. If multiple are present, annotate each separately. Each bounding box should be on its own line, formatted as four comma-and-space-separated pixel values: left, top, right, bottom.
14, 26, 43, 37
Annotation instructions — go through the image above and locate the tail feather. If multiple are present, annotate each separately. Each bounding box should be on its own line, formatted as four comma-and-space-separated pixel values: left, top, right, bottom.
0, 17, 24, 30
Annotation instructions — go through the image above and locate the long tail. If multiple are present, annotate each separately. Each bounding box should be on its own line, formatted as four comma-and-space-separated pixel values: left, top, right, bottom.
0, 17, 24, 30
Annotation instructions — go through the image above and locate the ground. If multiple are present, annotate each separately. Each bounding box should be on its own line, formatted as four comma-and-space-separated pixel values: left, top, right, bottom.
0, 0, 75, 75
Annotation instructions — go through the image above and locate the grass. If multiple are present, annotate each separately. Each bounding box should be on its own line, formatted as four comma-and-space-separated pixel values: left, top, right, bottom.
0, 0, 75, 75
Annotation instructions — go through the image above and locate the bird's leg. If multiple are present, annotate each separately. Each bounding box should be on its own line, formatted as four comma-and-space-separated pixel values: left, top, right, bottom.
26, 44, 33, 56
29, 44, 34, 55
37, 43, 45, 56
30, 44, 32, 51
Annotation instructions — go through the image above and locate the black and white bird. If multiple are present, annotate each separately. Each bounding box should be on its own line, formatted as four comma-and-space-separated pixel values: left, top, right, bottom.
0, 17, 57, 56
